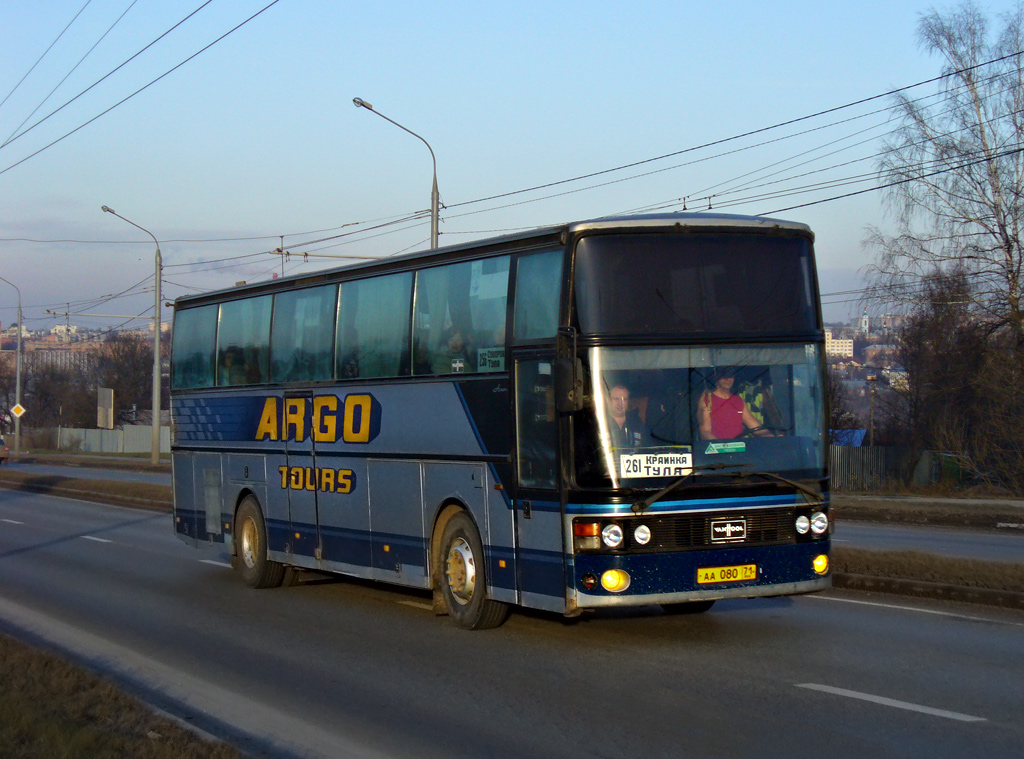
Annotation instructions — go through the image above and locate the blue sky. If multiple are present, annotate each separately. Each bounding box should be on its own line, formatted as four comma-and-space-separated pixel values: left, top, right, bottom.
0, 0, 1013, 332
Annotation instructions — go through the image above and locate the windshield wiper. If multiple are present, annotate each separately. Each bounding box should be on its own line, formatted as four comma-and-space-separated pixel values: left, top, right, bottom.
631, 463, 734, 514
725, 470, 823, 504
631, 465, 823, 514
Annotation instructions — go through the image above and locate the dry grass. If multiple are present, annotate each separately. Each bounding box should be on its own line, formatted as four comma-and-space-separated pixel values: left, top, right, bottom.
831, 497, 1023, 529
0, 634, 242, 759
0, 469, 170, 511
832, 546, 1024, 592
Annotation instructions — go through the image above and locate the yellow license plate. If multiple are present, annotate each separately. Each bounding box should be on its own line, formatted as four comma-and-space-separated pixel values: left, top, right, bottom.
697, 564, 757, 584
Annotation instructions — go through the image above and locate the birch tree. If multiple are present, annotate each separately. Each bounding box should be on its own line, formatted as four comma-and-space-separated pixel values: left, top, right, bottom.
867, 2, 1024, 347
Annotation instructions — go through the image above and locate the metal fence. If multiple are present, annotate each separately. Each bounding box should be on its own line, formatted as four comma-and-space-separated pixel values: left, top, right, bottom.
57, 425, 170, 454
830, 445, 924, 491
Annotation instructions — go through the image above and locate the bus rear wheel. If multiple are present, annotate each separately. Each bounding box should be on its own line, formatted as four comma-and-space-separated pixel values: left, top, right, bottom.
438, 512, 509, 630
234, 496, 285, 589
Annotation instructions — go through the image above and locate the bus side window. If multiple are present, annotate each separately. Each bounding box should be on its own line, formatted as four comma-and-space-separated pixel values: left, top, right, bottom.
413, 257, 509, 375
338, 272, 412, 379
270, 284, 336, 383
513, 249, 562, 342
216, 295, 271, 388
171, 304, 217, 389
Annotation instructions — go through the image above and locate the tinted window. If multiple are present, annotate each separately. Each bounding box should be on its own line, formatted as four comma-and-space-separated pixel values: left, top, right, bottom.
271, 284, 337, 383
171, 304, 217, 389
513, 249, 562, 341
413, 257, 509, 375
336, 272, 412, 379
574, 233, 817, 336
217, 295, 272, 386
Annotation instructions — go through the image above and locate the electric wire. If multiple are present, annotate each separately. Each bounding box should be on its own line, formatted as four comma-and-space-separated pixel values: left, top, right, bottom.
0, 0, 92, 112
0, 0, 281, 178
2, 0, 140, 149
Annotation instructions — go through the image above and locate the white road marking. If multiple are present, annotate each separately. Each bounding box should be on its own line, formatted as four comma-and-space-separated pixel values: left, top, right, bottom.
81, 536, 111, 543
200, 559, 233, 569
796, 683, 986, 722
2, 518, 24, 524
808, 594, 1024, 627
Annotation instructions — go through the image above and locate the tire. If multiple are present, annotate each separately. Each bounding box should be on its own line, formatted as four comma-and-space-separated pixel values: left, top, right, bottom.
438, 511, 509, 630
661, 599, 716, 615
234, 496, 285, 589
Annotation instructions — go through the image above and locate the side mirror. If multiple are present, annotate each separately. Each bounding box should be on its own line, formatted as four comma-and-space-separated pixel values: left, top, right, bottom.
554, 357, 585, 413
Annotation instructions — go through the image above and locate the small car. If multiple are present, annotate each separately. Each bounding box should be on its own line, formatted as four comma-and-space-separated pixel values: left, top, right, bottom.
0, 435, 7, 463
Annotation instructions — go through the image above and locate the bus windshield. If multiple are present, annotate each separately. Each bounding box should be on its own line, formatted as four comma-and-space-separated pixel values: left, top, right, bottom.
574, 344, 825, 489
574, 232, 816, 336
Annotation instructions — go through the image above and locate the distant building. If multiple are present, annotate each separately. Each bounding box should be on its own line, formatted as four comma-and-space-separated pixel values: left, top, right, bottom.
51, 324, 78, 342
825, 329, 854, 358
864, 344, 897, 366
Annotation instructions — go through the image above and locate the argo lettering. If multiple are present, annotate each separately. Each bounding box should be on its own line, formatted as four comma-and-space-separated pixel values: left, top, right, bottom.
255, 393, 381, 443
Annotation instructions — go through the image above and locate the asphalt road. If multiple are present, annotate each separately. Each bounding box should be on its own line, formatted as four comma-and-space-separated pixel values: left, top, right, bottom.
834, 521, 1024, 562
1, 489, 1021, 759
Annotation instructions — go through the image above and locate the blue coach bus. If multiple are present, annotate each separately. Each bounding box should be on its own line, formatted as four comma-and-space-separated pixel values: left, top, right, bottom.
170, 213, 831, 629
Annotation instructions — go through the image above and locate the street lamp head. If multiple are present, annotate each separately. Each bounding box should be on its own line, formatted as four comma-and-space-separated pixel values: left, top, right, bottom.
101, 205, 114, 214
353, 97, 372, 110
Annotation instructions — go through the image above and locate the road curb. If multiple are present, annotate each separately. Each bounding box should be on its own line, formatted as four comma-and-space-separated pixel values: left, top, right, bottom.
0, 479, 170, 512
833, 572, 1024, 611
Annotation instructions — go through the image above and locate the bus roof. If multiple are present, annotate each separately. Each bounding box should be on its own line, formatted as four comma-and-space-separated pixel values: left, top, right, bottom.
174, 212, 812, 309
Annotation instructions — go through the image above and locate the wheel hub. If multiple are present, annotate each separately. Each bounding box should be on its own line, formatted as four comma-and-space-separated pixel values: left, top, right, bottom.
445, 537, 476, 605
241, 518, 257, 569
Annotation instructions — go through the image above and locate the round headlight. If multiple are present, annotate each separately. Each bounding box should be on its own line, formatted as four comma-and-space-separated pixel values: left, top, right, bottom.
601, 523, 624, 548
811, 511, 829, 535
634, 524, 652, 545
795, 515, 811, 534
813, 554, 829, 574
601, 569, 631, 592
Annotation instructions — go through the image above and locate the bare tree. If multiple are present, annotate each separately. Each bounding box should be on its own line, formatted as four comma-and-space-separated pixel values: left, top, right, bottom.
97, 334, 153, 423
825, 365, 859, 445
866, 2, 1024, 347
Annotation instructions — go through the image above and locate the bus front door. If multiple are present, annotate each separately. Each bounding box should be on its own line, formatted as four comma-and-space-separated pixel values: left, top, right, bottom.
283, 394, 321, 561
513, 359, 566, 613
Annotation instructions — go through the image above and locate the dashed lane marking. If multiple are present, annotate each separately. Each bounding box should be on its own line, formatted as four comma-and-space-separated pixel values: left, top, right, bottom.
2, 518, 24, 524
808, 593, 1024, 627
796, 683, 986, 722
199, 560, 233, 569
81, 536, 112, 543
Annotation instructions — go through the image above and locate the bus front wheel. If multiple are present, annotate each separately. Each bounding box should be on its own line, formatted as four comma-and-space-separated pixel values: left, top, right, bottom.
438, 512, 509, 630
234, 496, 285, 589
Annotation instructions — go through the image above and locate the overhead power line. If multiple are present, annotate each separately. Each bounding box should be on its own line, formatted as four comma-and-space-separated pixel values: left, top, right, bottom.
0, 0, 92, 113
0, 0, 282, 178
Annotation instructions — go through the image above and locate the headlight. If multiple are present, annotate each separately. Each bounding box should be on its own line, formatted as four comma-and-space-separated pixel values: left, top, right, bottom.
811, 511, 829, 535
634, 524, 652, 545
795, 515, 811, 534
601, 523, 624, 548
601, 569, 631, 592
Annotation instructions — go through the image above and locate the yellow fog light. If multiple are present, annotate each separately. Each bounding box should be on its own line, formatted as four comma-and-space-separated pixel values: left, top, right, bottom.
601, 569, 631, 592
813, 554, 829, 575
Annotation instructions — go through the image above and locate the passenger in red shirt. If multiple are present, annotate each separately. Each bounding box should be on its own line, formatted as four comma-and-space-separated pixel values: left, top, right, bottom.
698, 368, 775, 440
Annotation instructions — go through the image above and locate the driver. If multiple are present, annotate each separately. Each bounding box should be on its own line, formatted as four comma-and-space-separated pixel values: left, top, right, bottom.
698, 368, 776, 440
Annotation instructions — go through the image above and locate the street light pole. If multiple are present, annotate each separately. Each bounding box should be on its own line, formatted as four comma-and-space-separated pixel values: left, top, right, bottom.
352, 97, 439, 249
0, 275, 22, 458
101, 206, 162, 466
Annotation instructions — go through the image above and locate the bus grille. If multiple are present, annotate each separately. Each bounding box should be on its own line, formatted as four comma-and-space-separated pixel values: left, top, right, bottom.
621, 508, 796, 552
